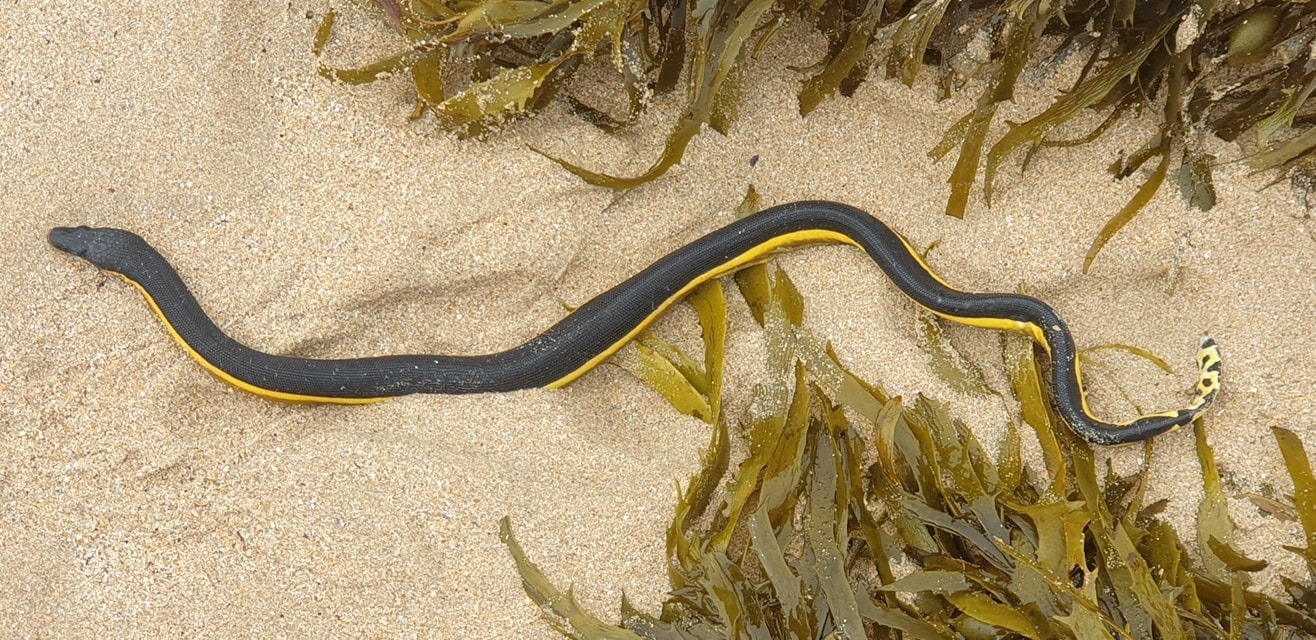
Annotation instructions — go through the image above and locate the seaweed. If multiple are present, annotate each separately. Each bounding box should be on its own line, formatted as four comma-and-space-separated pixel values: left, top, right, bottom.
317, 0, 635, 138
916, 313, 993, 397
313, 0, 1310, 264
317, 1, 1315, 266
499, 254, 1316, 639
538, 0, 776, 189
1274, 426, 1316, 575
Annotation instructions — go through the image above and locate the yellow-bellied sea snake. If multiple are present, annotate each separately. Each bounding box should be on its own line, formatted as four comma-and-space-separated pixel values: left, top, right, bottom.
49, 200, 1221, 445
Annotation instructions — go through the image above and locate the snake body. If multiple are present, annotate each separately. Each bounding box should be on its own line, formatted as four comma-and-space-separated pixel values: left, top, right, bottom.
49, 200, 1220, 445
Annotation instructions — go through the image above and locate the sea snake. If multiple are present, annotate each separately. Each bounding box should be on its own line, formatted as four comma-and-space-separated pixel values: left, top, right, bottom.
49, 200, 1221, 445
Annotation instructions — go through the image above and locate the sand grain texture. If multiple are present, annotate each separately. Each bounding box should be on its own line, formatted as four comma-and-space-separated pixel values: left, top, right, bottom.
2, 1, 1314, 637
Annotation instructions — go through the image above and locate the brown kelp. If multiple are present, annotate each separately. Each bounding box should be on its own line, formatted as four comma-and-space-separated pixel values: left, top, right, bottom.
318, 1, 1314, 267
498, 193, 1316, 637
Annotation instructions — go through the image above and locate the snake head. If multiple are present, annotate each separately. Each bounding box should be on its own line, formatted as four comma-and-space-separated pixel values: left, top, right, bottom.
50, 226, 152, 273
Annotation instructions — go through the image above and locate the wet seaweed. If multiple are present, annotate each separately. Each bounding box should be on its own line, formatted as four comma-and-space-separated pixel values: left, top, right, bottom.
916, 313, 994, 397
317, 1, 1313, 265
500, 254, 1316, 639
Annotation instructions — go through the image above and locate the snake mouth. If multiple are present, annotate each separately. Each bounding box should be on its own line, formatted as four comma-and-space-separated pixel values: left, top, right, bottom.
49, 226, 97, 258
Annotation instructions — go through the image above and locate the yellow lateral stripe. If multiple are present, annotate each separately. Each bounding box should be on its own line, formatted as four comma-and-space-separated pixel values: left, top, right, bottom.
546, 229, 856, 388
1076, 357, 1096, 420
895, 234, 955, 289
546, 226, 1050, 389
116, 273, 384, 404
924, 311, 1047, 349
1074, 340, 1222, 427
892, 232, 1051, 349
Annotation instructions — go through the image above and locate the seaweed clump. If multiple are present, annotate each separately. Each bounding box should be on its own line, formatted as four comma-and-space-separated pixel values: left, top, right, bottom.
499, 245, 1316, 637
317, 1, 1316, 268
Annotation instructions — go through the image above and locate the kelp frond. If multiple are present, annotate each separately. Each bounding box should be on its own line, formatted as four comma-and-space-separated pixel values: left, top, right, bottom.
318, 1, 1315, 263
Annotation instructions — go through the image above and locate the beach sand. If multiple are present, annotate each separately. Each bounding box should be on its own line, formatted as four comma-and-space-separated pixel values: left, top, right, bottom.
2, 1, 1313, 636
